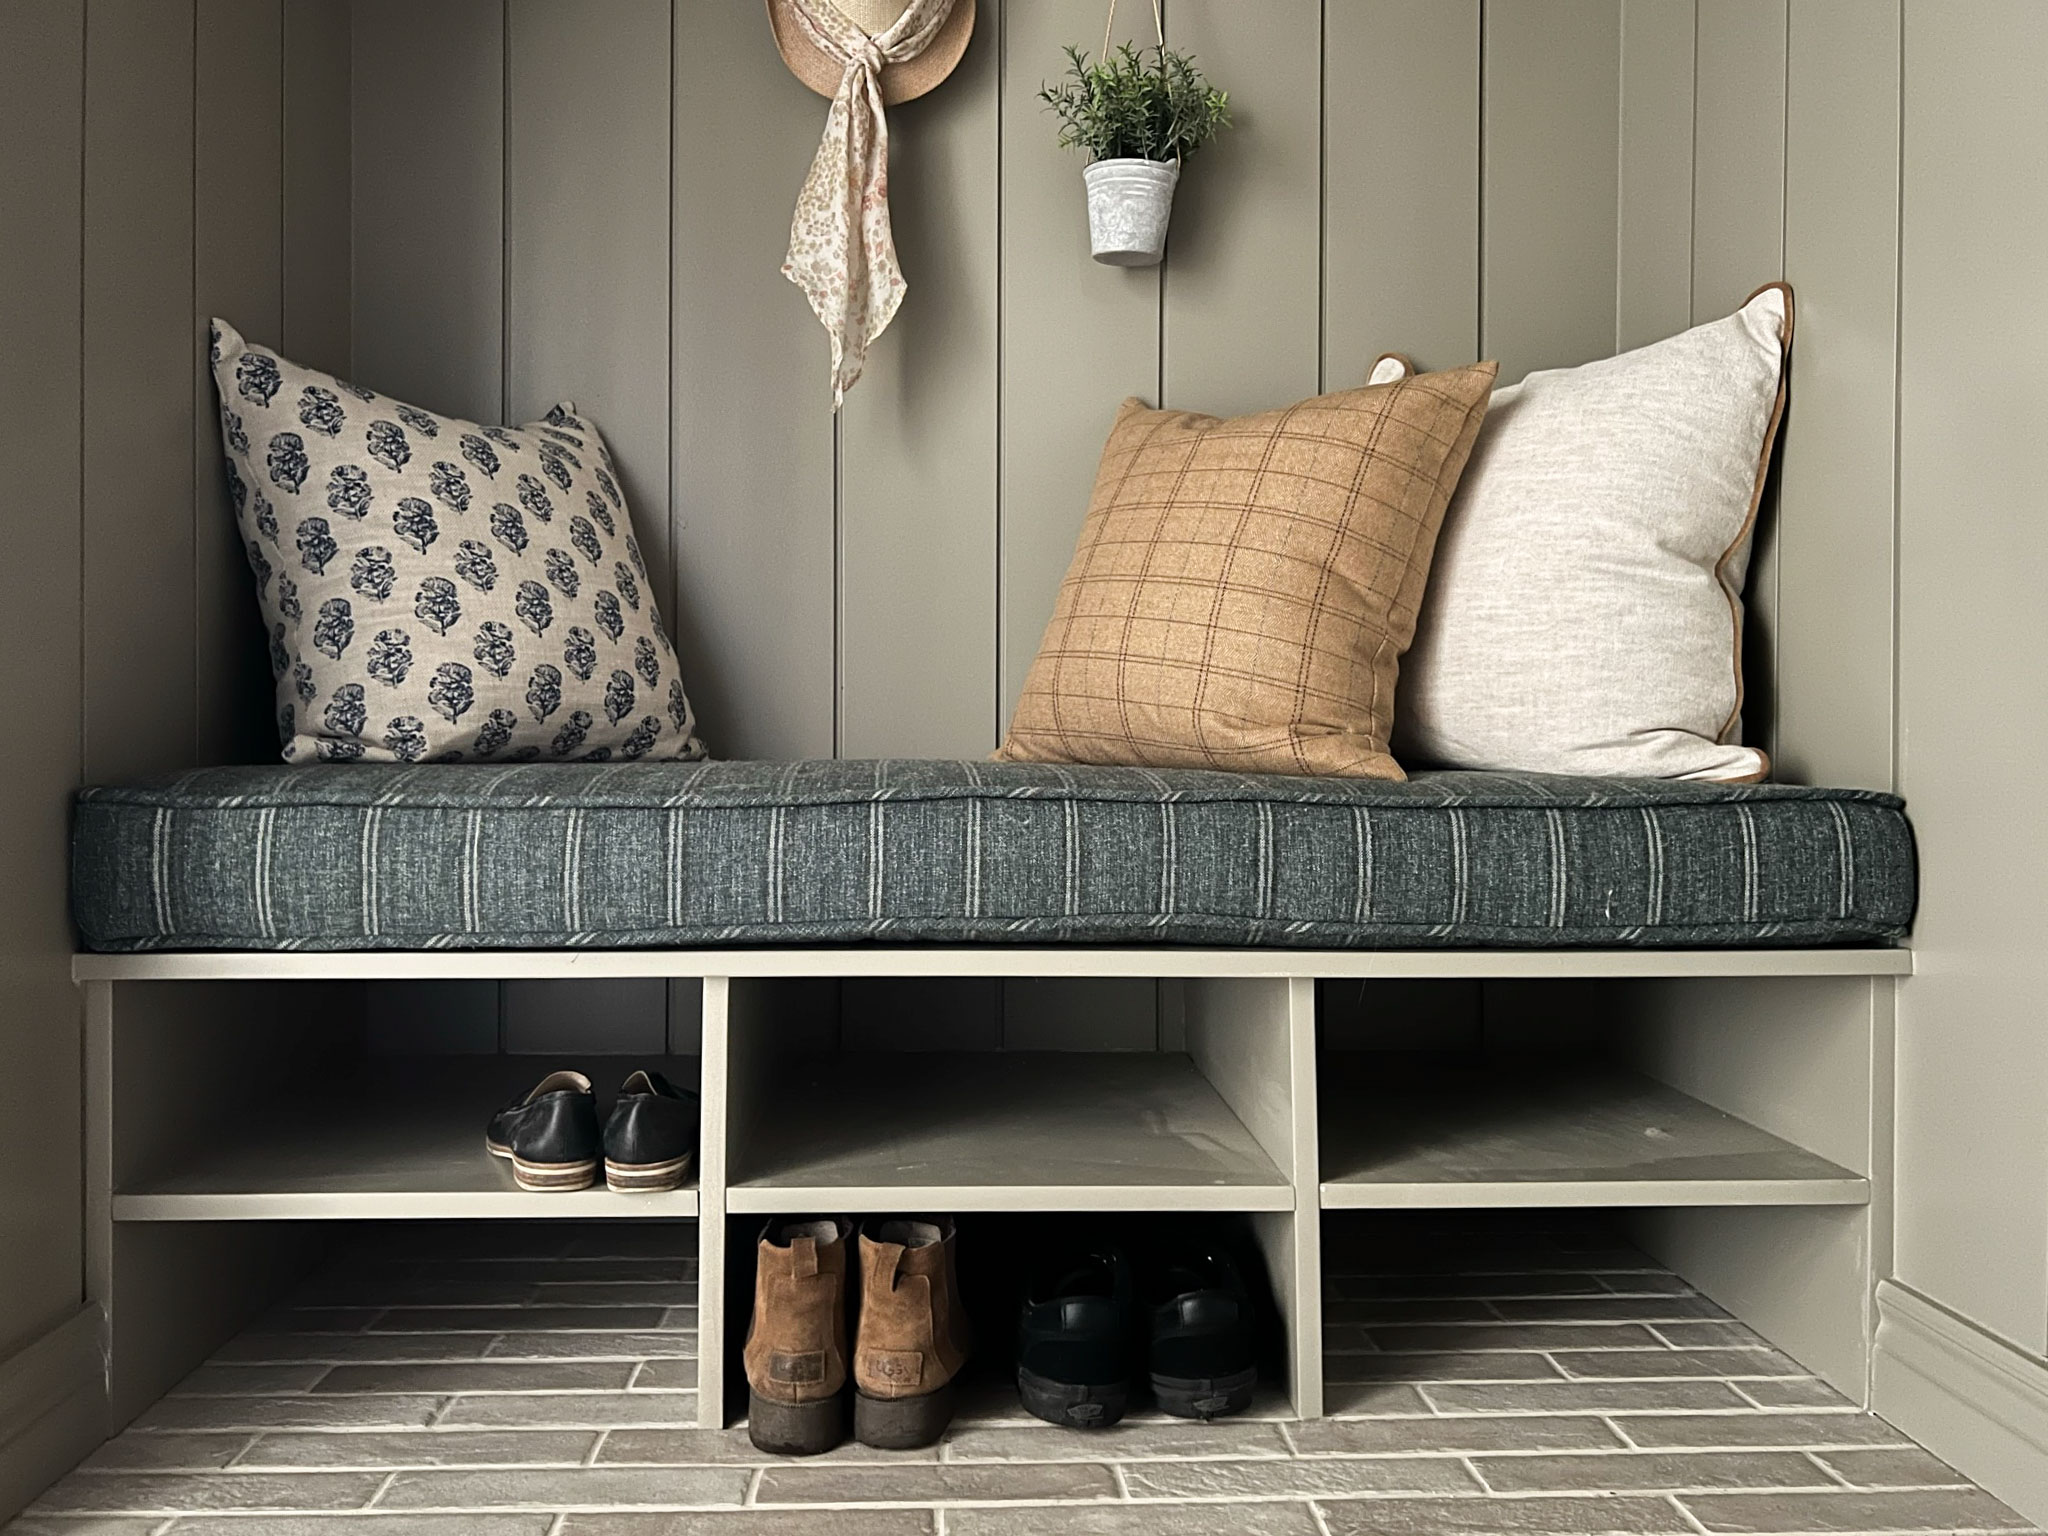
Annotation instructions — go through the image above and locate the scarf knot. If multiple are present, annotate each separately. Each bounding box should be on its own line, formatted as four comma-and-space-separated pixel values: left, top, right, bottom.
781, 0, 957, 408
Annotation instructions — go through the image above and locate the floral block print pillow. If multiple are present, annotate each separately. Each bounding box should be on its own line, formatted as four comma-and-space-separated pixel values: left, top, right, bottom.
211, 320, 707, 764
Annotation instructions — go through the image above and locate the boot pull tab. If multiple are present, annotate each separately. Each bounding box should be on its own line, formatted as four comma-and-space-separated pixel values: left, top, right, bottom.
791, 1236, 818, 1279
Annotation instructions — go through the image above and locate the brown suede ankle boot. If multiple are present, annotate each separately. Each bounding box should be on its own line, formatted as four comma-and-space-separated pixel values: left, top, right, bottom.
744, 1217, 852, 1455
852, 1217, 969, 1449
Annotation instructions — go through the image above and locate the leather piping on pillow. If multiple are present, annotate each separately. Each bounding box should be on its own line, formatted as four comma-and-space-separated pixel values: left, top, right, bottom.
1713, 280, 1797, 769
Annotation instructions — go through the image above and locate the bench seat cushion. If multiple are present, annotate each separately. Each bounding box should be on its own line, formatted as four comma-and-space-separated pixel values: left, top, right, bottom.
71, 761, 1915, 952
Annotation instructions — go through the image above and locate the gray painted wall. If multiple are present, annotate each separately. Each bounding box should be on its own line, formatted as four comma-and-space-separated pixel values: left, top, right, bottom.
1894, 0, 2048, 1376
0, 0, 350, 1515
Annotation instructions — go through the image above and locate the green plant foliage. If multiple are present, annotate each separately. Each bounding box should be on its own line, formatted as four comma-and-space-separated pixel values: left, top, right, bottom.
1038, 43, 1231, 163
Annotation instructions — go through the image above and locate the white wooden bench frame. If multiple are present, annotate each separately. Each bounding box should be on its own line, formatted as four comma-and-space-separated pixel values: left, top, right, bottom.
75, 945, 1910, 1432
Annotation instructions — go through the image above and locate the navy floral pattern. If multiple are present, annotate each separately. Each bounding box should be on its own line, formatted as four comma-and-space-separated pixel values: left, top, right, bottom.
210, 318, 704, 763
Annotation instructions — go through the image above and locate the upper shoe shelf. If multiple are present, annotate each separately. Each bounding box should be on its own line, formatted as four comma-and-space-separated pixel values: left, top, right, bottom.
112, 1054, 702, 1222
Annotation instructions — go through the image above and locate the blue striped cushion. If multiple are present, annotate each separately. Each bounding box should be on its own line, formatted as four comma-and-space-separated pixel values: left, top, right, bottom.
71, 761, 1915, 952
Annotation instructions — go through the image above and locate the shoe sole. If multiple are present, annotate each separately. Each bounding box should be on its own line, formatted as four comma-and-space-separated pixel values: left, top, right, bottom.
511, 1156, 597, 1192
1018, 1365, 1129, 1429
604, 1151, 695, 1193
748, 1389, 845, 1456
854, 1381, 955, 1449
1152, 1365, 1257, 1421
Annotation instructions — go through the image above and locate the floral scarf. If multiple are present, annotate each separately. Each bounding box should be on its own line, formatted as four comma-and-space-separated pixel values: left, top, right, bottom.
781, 0, 957, 408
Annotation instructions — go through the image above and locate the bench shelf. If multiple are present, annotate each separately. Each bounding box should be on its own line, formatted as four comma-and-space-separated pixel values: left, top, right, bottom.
1318, 1056, 1868, 1210
111, 1054, 702, 1223
724, 1050, 1292, 1214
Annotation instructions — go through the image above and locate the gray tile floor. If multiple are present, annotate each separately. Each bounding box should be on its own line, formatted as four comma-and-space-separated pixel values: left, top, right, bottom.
12, 1216, 2037, 1535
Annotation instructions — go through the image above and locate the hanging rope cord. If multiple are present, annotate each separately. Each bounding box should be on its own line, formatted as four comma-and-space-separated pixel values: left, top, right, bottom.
1100, 0, 1180, 166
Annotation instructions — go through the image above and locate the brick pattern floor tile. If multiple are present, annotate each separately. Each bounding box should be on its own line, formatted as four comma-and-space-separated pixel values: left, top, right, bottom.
10, 1216, 2038, 1535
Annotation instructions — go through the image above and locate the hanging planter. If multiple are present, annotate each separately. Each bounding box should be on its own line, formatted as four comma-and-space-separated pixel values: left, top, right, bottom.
1039, 3, 1231, 268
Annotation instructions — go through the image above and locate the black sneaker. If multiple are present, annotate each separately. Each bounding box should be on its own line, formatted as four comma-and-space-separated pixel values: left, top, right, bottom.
1016, 1248, 1135, 1429
1147, 1246, 1258, 1420
485, 1070, 600, 1191
602, 1070, 699, 1193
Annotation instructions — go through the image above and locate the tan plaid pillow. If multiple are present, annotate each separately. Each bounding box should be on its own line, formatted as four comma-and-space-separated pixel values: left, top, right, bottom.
997, 363, 1497, 779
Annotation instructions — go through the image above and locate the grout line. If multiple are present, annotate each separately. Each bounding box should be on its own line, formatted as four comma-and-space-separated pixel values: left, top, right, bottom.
990, 0, 1005, 746
1306, 1497, 1338, 1536
1887, 0, 1905, 797
1805, 1448, 1855, 1488
1687, 0, 1700, 325
1316, 0, 1327, 395
499, 0, 511, 426
365, 1468, 399, 1509
1474, 0, 1486, 360
1669, 1490, 1715, 1536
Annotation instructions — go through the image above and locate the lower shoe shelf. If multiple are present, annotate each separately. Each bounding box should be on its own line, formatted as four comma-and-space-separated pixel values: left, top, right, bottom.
111, 1054, 702, 1221
1318, 1055, 1868, 1209
724, 1051, 1293, 1213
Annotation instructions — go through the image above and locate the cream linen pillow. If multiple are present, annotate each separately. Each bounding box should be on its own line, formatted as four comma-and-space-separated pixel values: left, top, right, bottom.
1392, 284, 1792, 781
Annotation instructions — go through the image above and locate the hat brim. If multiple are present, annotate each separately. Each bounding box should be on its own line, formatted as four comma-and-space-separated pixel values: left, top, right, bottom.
766, 0, 975, 106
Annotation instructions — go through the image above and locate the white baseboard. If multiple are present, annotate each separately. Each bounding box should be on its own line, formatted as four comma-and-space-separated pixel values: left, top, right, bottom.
0, 1306, 107, 1524
1874, 1278, 2048, 1527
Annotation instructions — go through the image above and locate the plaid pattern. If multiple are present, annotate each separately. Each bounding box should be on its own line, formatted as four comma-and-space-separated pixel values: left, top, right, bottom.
999, 365, 1498, 778
71, 761, 1914, 952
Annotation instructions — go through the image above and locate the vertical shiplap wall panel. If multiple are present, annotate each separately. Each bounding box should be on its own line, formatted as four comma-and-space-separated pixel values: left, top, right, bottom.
348, 0, 506, 1057
994, 2, 1162, 1052
282, 0, 351, 375
0, 0, 88, 1364
1691, 0, 1786, 762
1161, 0, 1322, 414
350, 0, 503, 422
1893, 0, 2048, 1356
839, 0, 1001, 758
505, 0, 673, 1055
1481, 0, 1622, 382
997, 0, 1161, 729
507, 0, 674, 624
195, 0, 285, 767
1774, 0, 1898, 791
1323, 0, 1480, 379
1691, 0, 1786, 322
671, 1, 836, 760
1616, 0, 1695, 351
83, 0, 198, 785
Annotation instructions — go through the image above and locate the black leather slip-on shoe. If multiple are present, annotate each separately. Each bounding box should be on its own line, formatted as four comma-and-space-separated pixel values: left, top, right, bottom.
602, 1069, 700, 1193
485, 1070, 601, 1192
1147, 1246, 1258, 1420
1016, 1247, 1136, 1429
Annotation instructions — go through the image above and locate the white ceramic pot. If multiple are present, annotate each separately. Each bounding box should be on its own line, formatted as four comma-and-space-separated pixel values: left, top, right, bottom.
1083, 157, 1180, 267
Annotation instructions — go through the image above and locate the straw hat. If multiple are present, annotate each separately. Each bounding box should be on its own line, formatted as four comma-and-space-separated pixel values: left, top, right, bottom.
766, 0, 976, 106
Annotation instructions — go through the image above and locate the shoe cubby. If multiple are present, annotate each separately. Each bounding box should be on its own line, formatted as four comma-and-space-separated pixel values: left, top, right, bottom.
697, 974, 1323, 1423
78, 948, 1904, 1433
98, 983, 704, 1223
1315, 973, 1892, 1398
